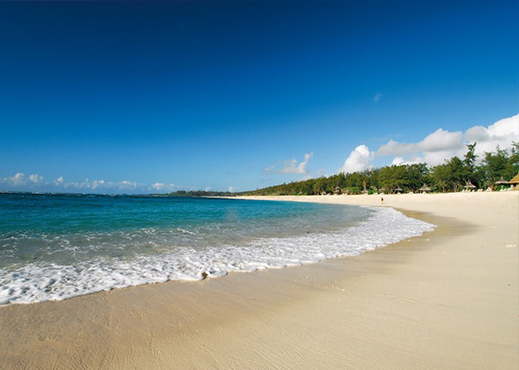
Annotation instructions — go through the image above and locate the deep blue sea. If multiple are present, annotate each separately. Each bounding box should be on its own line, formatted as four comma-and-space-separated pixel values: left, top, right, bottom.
0, 194, 434, 305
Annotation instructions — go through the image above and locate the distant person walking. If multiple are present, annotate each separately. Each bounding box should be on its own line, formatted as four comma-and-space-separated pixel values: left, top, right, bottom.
381, 197, 384, 205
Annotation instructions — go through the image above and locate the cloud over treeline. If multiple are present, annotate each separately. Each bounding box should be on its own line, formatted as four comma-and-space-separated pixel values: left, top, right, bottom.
339, 145, 372, 174
339, 114, 519, 173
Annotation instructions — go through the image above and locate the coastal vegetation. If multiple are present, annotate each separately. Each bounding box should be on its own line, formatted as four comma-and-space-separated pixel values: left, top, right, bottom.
245, 143, 519, 196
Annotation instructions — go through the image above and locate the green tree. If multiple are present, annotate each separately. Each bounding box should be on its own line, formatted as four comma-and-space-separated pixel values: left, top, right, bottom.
405, 163, 429, 191
431, 163, 450, 192
463, 142, 478, 184
442, 156, 465, 191
483, 147, 509, 187
507, 142, 519, 180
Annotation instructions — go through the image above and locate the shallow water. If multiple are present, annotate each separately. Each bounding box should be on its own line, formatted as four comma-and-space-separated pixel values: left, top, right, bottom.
0, 194, 434, 305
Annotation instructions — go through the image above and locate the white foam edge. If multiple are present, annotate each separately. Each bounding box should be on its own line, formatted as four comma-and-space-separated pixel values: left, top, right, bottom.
0, 207, 435, 306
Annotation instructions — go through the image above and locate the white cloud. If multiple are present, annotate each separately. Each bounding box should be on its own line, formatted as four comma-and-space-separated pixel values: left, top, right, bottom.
391, 157, 405, 166
279, 152, 314, 174
391, 156, 426, 166
279, 160, 300, 174
119, 180, 137, 191
62, 179, 109, 191
0, 173, 178, 194
91, 180, 105, 190
29, 174, 44, 184
422, 151, 455, 166
9, 173, 27, 186
374, 114, 519, 166
419, 129, 464, 153
339, 145, 373, 173
465, 114, 519, 154
374, 93, 382, 102
60, 179, 145, 192
263, 152, 314, 175
376, 140, 414, 157
149, 183, 175, 192
80, 179, 91, 189
64, 182, 79, 189
377, 129, 465, 162
487, 114, 519, 137
228, 186, 237, 192
151, 182, 165, 191
1, 173, 30, 187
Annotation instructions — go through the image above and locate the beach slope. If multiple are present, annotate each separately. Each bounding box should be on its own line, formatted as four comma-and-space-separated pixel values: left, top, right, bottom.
0, 191, 517, 369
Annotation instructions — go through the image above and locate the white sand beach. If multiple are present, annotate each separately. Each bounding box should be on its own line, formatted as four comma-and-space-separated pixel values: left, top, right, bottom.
0, 191, 517, 370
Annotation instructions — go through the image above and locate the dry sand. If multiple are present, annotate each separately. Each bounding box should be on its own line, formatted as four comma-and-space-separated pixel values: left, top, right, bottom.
0, 191, 517, 370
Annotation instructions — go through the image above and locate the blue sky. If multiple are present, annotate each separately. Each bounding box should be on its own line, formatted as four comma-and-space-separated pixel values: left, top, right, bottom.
1, 0, 518, 193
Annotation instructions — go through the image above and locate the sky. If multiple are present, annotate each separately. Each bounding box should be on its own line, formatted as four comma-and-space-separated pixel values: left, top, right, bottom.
1, 0, 518, 194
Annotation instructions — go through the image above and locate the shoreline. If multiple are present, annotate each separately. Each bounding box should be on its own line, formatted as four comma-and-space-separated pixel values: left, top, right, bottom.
0, 199, 432, 306
0, 191, 517, 369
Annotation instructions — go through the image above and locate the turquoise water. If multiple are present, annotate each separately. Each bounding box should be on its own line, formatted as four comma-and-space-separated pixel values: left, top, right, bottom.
0, 193, 434, 305
0, 194, 372, 267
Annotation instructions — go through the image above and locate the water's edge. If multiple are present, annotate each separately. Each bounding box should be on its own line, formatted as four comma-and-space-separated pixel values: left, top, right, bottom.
0, 204, 435, 306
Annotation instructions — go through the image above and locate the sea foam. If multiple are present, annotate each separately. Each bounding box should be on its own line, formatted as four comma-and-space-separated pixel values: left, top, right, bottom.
0, 207, 434, 305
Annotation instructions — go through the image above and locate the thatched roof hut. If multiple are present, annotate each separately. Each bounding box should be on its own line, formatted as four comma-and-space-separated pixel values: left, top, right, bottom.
419, 184, 431, 193
464, 180, 476, 190
495, 176, 509, 186
509, 173, 519, 185
395, 187, 403, 193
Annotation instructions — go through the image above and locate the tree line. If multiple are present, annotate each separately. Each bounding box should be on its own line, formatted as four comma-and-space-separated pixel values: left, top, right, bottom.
244, 143, 519, 196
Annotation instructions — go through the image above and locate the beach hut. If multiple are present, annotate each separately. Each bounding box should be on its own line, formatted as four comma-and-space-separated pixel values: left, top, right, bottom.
394, 187, 403, 194
419, 184, 431, 193
509, 173, 519, 189
495, 176, 509, 189
464, 180, 476, 191
495, 176, 509, 185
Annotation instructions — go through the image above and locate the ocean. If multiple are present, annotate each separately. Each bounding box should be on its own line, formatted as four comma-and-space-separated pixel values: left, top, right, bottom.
0, 193, 434, 305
